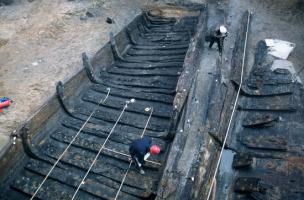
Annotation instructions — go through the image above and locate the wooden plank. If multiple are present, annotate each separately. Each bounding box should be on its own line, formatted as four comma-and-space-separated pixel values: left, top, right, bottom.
156, 6, 210, 200
171, 5, 208, 129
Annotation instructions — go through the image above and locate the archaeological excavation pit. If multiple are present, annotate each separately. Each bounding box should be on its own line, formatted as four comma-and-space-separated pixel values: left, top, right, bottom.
1, 2, 304, 200
0, 4, 207, 200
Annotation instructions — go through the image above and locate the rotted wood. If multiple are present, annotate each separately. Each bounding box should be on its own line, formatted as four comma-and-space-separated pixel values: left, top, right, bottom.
99, 73, 178, 89
142, 12, 197, 32
210, 10, 251, 144
49, 130, 163, 168
84, 52, 176, 94
61, 117, 168, 139
246, 69, 293, 87
113, 61, 183, 70
0, 6, 205, 200
25, 159, 149, 199
73, 106, 170, 132
237, 118, 304, 152
107, 66, 182, 76
131, 43, 189, 50
56, 81, 75, 116
89, 84, 174, 105
233, 40, 296, 97
81, 92, 172, 118
137, 22, 192, 35
126, 47, 187, 56
232, 153, 253, 169
110, 32, 125, 62
237, 81, 294, 96
238, 95, 297, 112
11, 171, 104, 200
20, 125, 59, 166
206, 59, 228, 138
242, 113, 279, 127
41, 141, 158, 191
84, 58, 177, 94
234, 177, 267, 193
157, 6, 215, 200
230, 10, 252, 85
50, 123, 167, 159
169, 5, 208, 138
240, 134, 287, 151
81, 89, 173, 118
82, 52, 100, 84
229, 34, 304, 200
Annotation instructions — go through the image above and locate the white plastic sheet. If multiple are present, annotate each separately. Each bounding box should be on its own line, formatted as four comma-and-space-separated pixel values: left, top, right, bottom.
271, 59, 302, 83
265, 39, 295, 59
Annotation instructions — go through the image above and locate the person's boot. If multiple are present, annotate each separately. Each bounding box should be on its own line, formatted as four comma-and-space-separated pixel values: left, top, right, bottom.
134, 166, 145, 175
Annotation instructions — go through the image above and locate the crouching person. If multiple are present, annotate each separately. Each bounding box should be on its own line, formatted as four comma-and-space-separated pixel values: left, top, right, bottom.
129, 136, 160, 175
207, 25, 228, 56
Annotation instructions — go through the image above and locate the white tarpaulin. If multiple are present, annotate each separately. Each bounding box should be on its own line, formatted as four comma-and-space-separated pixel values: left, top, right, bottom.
271, 59, 301, 83
265, 39, 295, 59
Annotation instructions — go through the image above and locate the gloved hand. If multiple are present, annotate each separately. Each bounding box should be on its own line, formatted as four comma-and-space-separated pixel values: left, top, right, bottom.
134, 156, 142, 167
144, 153, 150, 161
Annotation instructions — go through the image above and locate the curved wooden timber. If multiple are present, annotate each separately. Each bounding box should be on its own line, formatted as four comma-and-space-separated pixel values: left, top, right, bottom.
0, 4, 207, 200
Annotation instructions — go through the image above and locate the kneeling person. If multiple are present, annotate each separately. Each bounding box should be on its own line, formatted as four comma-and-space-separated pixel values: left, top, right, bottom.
129, 136, 160, 175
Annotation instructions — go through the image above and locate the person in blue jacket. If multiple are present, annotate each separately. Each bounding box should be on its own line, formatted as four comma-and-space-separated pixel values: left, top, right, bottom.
129, 136, 160, 175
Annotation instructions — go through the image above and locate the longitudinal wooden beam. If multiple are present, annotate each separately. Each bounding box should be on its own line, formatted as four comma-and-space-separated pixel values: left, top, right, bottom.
156, 5, 208, 200
167, 5, 208, 139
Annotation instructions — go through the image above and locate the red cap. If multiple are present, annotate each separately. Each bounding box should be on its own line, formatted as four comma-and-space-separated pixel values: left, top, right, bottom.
150, 145, 160, 155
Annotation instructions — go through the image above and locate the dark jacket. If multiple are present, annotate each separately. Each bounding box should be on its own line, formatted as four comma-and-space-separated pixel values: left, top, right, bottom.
210, 25, 228, 39
129, 136, 152, 164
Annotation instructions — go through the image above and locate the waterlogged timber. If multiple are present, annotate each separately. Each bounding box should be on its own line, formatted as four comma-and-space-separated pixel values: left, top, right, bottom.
0, 4, 206, 200
0, 2, 303, 200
